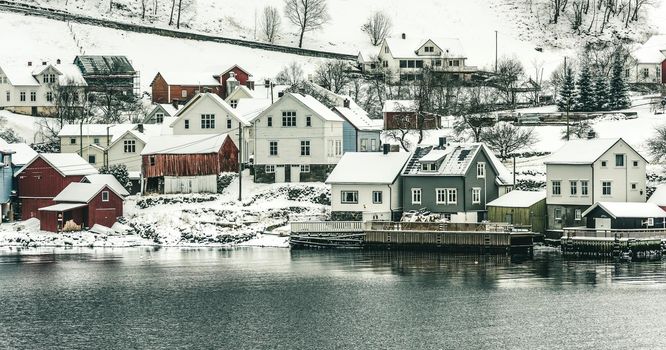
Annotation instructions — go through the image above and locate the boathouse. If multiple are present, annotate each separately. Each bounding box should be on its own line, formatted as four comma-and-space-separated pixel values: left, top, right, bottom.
582, 202, 666, 229
487, 190, 547, 233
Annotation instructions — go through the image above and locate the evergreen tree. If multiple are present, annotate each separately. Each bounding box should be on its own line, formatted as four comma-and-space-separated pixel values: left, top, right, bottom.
609, 52, 630, 110
100, 164, 132, 191
593, 73, 609, 111
575, 62, 594, 111
557, 66, 575, 112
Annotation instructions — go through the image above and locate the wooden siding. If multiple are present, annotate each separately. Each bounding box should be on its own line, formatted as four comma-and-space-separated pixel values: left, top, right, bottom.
383, 112, 439, 130
488, 199, 547, 233
220, 67, 251, 98
151, 72, 222, 104
87, 185, 124, 228
142, 137, 238, 178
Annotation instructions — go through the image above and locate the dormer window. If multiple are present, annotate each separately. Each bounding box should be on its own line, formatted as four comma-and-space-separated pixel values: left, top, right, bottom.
420, 162, 438, 172
424, 46, 434, 53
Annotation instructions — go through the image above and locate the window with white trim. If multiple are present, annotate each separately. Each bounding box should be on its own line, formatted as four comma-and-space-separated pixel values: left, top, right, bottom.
88, 155, 96, 164
230, 99, 238, 108
265, 165, 275, 173
552, 181, 561, 195
181, 90, 187, 98
306, 116, 312, 127
602, 181, 612, 196
30, 91, 36, 102
155, 113, 164, 123
436, 188, 447, 204
372, 191, 383, 204
447, 188, 457, 204
472, 188, 481, 204
341, 191, 358, 204
226, 118, 232, 129
335, 140, 342, 156
269, 141, 278, 156
267, 116, 273, 127
300, 164, 310, 173
20, 91, 26, 102
570, 181, 577, 196
123, 140, 136, 153
575, 209, 582, 221
184, 119, 190, 129
102, 191, 109, 202
46, 92, 53, 102
282, 111, 296, 127
411, 188, 422, 205
477, 162, 485, 178
631, 182, 637, 191
69, 138, 76, 145
581, 180, 589, 196
201, 114, 215, 129
647, 217, 654, 227
300, 140, 311, 156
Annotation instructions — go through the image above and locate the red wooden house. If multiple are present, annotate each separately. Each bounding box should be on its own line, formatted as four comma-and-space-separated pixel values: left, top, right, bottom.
150, 65, 254, 104
38, 182, 125, 232
141, 134, 238, 194
383, 100, 440, 130
15, 153, 98, 220
214, 65, 253, 98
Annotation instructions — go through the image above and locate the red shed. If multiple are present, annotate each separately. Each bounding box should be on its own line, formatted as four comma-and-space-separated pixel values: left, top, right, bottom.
141, 134, 238, 194
150, 72, 222, 104
215, 65, 253, 98
15, 153, 98, 220
382, 100, 440, 130
38, 182, 125, 232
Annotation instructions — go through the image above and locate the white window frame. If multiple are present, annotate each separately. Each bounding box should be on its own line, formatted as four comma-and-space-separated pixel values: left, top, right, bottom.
269, 141, 278, 156
265, 165, 275, 173
630, 182, 638, 191
575, 209, 582, 221
341, 191, 359, 204
436, 188, 447, 204
602, 181, 612, 196
580, 180, 589, 196
477, 162, 485, 178
300, 164, 310, 173
447, 188, 457, 205
411, 188, 422, 205
230, 99, 238, 108
552, 180, 561, 196
335, 140, 342, 156
300, 140, 311, 156
472, 187, 481, 204
181, 90, 187, 98
282, 111, 297, 127
102, 191, 109, 202
123, 140, 136, 153
155, 113, 164, 123
570, 180, 577, 196
201, 114, 216, 129
372, 191, 383, 204
615, 154, 625, 167
647, 217, 655, 227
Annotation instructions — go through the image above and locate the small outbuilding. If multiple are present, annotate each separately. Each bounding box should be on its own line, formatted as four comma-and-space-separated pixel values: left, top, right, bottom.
582, 202, 666, 230
648, 184, 666, 211
487, 190, 547, 233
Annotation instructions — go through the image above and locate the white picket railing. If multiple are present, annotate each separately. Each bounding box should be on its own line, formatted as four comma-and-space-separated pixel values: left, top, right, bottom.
290, 221, 365, 233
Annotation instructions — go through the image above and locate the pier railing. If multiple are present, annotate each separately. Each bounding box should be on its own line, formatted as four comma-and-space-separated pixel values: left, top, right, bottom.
563, 227, 666, 239
290, 221, 365, 234
290, 221, 528, 234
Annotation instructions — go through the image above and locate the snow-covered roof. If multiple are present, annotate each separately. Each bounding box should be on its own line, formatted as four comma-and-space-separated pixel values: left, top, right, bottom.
487, 190, 546, 208
288, 93, 343, 122
229, 84, 290, 101
544, 138, 645, 165
38, 203, 87, 212
383, 100, 418, 113
632, 35, 666, 64
234, 98, 272, 122
418, 148, 452, 163
2, 143, 37, 166
384, 37, 465, 58
15, 153, 98, 177
582, 202, 666, 219
648, 184, 666, 206
334, 107, 382, 131
172, 92, 249, 126
54, 182, 123, 203
58, 124, 137, 138
216, 64, 252, 78
159, 104, 180, 116
326, 151, 411, 184
153, 71, 220, 86
0, 61, 86, 86
141, 134, 229, 155
82, 174, 130, 197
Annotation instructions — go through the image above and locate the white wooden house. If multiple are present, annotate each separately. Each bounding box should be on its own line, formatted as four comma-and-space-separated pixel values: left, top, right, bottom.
0, 59, 87, 116
544, 138, 647, 233
249, 93, 344, 183
326, 150, 410, 221
627, 35, 665, 85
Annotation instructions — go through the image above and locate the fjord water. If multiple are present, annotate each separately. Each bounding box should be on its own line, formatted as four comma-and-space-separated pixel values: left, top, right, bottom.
0, 248, 664, 349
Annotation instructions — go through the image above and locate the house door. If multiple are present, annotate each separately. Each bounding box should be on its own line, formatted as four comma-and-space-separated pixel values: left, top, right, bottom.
275, 165, 286, 183
95, 208, 117, 228
595, 217, 611, 230
290, 165, 301, 183
31, 107, 38, 116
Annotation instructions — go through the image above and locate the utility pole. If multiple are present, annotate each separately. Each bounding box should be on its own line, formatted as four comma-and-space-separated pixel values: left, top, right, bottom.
513, 155, 516, 189
238, 126, 242, 201
564, 56, 570, 141
495, 30, 498, 73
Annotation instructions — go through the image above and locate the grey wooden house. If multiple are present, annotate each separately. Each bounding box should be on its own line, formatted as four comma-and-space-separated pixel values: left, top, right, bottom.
401, 139, 513, 223
487, 190, 546, 233
582, 202, 666, 230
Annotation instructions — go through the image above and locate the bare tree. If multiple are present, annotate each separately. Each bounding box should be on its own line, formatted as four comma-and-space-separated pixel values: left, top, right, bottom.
647, 124, 666, 162
481, 122, 538, 160
362, 11, 392, 46
314, 60, 350, 94
275, 62, 305, 85
169, 0, 176, 25
176, 0, 183, 29
494, 56, 525, 107
260, 6, 282, 43
284, 0, 330, 48
141, 0, 147, 20
453, 86, 498, 142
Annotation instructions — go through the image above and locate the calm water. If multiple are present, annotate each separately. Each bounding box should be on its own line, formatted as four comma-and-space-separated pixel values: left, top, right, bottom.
0, 247, 665, 349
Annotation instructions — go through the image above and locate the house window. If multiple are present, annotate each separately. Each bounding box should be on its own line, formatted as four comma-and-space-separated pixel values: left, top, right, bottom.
554, 208, 563, 221
360, 139, 368, 151
335, 140, 342, 156
341, 191, 358, 204
269, 141, 278, 156
436, 188, 447, 204
73, 93, 80, 103
30, 91, 36, 101
601, 160, 607, 167
46, 92, 53, 102
93, 138, 100, 145
265, 165, 275, 173
184, 119, 190, 129
384, 46, 389, 54
642, 68, 649, 79
647, 217, 655, 227
434, 59, 442, 67
411, 188, 422, 205
615, 154, 624, 167
477, 162, 485, 178
155, 113, 164, 123
201, 114, 215, 129
226, 118, 232, 129
88, 155, 96, 164
472, 188, 481, 204
372, 191, 383, 204
447, 189, 457, 204
20, 91, 26, 101
581, 180, 589, 196
407, 60, 415, 68
328, 140, 334, 157
149, 155, 156, 166
300, 164, 310, 173
602, 181, 612, 196
399, 60, 407, 68
267, 116, 273, 127
230, 99, 238, 108
44, 74, 56, 83
625, 68, 630, 78
424, 46, 434, 53
5, 91, 9, 102
657, 66, 662, 79
631, 182, 637, 190
570, 181, 577, 196
575, 209, 582, 221
371, 139, 377, 151
181, 90, 187, 98
306, 116, 312, 127
415, 60, 424, 68
633, 160, 638, 167
123, 140, 136, 153
282, 111, 297, 127
300, 140, 311, 156
382, 61, 388, 68
101, 191, 109, 202
69, 138, 76, 145
552, 180, 561, 195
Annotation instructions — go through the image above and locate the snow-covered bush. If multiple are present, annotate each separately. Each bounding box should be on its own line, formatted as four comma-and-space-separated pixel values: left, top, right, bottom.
100, 164, 132, 191
217, 172, 238, 194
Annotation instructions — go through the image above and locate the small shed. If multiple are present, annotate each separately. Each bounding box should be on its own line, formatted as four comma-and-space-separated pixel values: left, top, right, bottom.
141, 134, 238, 194
487, 190, 547, 233
582, 202, 666, 230
39, 182, 125, 232
648, 184, 666, 211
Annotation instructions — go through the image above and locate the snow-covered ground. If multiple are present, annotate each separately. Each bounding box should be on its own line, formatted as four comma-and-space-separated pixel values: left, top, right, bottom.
0, 171, 324, 248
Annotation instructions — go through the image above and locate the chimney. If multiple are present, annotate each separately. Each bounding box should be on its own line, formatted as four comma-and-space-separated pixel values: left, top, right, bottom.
401, 33, 406, 39
56, 59, 61, 64
383, 143, 390, 155
343, 99, 350, 108
172, 99, 179, 110
246, 80, 255, 90
438, 137, 446, 148
42, 61, 47, 66
137, 124, 144, 133
277, 91, 285, 98
27, 61, 32, 67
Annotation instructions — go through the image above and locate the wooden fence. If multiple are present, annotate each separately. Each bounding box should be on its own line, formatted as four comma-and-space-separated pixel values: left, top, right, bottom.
563, 228, 666, 239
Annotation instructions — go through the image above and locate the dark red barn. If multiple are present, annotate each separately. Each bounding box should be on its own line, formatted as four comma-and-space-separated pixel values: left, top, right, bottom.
150, 72, 222, 105
215, 65, 253, 98
382, 100, 440, 130
15, 153, 98, 220
38, 182, 125, 232
141, 134, 238, 194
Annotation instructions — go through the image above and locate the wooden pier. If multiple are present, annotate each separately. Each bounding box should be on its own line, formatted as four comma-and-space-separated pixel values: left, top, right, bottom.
289, 221, 536, 253
561, 228, 666, 259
